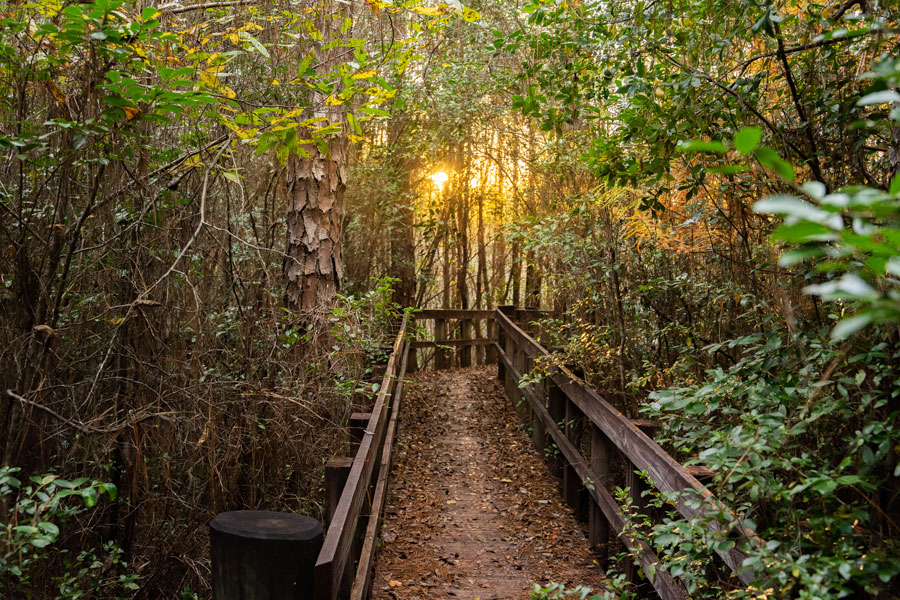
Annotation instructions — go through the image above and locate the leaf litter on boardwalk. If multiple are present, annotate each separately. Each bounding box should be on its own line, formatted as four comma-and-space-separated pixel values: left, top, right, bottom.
371, 366, 608, 600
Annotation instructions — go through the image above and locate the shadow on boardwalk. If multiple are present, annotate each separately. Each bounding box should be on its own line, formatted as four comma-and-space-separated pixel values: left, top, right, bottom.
371, 366, 607, 600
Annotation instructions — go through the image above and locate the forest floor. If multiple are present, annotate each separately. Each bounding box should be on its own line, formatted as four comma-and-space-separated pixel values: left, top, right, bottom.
370, 366, 606, 600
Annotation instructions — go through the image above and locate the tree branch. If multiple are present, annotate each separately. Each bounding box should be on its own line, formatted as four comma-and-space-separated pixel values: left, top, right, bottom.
160, 0, 259, 14
774, 21, 826, 184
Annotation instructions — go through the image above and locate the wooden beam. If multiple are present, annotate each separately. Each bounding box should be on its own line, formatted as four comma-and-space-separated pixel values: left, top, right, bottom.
350, 342, 410, 600
494, 311, 763, 584
496, 344, 687, 600
410, 338, 494, 348
413, 309, 495, 320
313, 317, 408, 600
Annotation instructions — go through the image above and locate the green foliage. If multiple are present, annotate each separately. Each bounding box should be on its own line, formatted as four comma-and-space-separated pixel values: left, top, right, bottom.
644, 330, 900, 597
530, 581, 624, 600
1, 466, 132, 598
751, 56, 900, 341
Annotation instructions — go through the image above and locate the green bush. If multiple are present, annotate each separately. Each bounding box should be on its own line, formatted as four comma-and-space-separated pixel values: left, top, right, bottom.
1, 466, 137, 599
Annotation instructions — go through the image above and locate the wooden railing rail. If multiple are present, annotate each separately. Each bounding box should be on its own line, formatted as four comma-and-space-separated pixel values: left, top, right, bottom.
494, 308, 763, 599
410, 308, 496, 369
313, 315, 410, 600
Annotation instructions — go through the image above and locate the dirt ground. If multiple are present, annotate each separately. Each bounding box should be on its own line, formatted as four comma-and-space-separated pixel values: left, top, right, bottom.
370, 366, 608, 600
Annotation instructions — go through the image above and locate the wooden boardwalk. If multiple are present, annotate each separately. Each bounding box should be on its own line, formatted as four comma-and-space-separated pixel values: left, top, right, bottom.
370, 366, 605, 599
303, 308, 762, 600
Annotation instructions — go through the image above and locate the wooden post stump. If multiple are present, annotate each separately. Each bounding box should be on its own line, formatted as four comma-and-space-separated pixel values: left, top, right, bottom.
325, 457, 353, 524
209, 510, 323, 600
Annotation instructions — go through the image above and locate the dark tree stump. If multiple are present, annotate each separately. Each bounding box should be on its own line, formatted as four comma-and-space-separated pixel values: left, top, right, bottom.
209, 510, 323, 600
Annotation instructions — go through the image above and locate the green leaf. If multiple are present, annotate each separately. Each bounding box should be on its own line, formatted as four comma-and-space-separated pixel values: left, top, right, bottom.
708, 164, 745, 175
677, 139, 727, 154
100, 482, 118, 501
889, 173, 900, 196
754, 147, 795, 182
830, 312, 875, 340
771, 221, 834, 242
733, 127, 761, 155
357, 107, 390, 117
81, 486, 98, 508
38, 521, 60, 536
753, 195, 842, 228
857, 90, 900, 106
347, 112, 362, 135
239, 32, 270, 58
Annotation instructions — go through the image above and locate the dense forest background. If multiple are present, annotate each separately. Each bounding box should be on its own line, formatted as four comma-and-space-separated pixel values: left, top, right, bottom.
1, 0, 898, 597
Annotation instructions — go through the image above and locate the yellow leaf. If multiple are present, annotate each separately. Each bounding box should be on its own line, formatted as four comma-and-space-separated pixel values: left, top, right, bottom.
410, 5, 444, 16
352, 70, 377, 79
325, 95, 343, 106
461, 6, 480, 21
271, 79, 280, 85
200, 70, 218, 87
47, 81, 66, 104
221, 86, 236, 99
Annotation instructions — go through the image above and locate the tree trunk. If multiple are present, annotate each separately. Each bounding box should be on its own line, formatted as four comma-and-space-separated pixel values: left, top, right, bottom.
283, 145, 346, 310
282, 5, 348, 311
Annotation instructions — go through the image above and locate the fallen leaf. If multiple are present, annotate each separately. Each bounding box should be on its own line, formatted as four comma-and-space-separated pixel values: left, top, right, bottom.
388, 580, 402, 587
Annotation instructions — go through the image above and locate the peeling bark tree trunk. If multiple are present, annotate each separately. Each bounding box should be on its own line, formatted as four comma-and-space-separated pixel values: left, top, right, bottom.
282, 5, 348, 312
283, 143, 347, 310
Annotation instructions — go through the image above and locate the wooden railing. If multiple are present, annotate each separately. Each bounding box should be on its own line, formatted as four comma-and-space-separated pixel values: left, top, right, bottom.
409, 308, 496, 370
209, 306, 762, 600
313, 315, 410, 600
494, 305, 763, 599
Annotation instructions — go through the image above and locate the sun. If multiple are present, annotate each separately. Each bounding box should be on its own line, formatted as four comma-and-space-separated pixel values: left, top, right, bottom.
429, 171, 449, 190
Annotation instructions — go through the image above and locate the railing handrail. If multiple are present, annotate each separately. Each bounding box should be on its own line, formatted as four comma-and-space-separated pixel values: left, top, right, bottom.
494, 308, 764, 593
313, 315, 409, 600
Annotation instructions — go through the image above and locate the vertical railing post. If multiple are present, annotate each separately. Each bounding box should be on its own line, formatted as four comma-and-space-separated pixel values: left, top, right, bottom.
564, 396, 587, 520
497, 305, 514, 392
210, 511, 323, 600
514, 340, 528, 422
460, 316, 472, 368
434, 318, 448, 370
486, 317, 497, 364
590, 423, 612, 566
624, 420, 656, 587
531, 374, 547, 457
546, 380, 566, 477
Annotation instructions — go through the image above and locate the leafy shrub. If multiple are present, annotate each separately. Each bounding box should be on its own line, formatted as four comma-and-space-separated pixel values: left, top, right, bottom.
1, 466, 136, 598
643, 328, 900, 597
